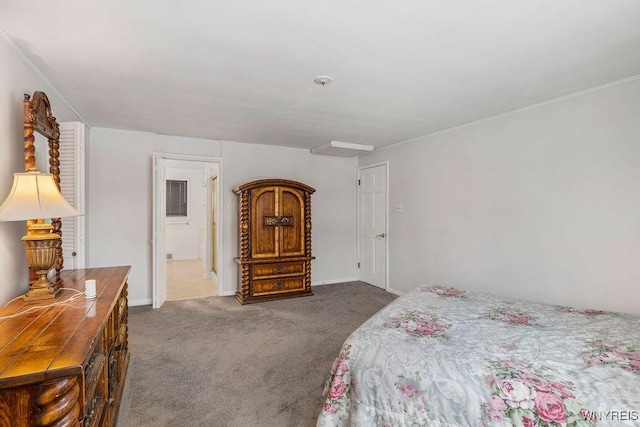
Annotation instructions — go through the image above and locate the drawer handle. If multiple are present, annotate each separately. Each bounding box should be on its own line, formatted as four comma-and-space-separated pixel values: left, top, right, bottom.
264, 216, 293, 226
274, 281, 284, 290
273, 266, 285, 274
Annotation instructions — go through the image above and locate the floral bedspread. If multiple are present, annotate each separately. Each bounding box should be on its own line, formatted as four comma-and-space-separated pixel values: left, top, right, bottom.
317, 286, 640, 426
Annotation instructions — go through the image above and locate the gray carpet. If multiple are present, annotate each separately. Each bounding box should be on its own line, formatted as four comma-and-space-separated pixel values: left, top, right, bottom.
117, 282, 396, 427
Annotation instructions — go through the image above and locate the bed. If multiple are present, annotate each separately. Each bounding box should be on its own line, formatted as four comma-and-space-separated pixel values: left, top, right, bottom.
317, 285, 640, 426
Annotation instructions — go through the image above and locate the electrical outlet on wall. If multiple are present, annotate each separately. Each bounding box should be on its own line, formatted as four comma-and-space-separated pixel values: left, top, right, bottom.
395, 204, 404, 213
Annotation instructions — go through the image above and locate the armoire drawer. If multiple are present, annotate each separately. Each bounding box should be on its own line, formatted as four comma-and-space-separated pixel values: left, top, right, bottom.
251, 276, 305, 296
251, 261, 305, 279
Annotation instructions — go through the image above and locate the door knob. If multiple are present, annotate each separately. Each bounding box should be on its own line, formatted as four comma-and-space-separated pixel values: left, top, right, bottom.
376, 233, 386, 238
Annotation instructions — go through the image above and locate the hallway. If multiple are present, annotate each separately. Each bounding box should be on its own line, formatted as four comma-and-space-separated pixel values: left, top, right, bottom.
166, 259, 217, 300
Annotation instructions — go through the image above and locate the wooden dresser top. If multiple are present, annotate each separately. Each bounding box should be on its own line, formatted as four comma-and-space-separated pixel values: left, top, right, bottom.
0, 266, 131, 389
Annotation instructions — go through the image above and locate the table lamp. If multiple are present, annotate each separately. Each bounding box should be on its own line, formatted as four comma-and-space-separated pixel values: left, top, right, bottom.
0, 172, 81, 301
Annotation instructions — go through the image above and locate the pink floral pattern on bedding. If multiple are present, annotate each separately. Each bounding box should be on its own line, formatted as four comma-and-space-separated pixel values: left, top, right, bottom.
383, 310, 451, 340
317, 285, 640, 427
483, 359, 596, 426
484, 306, 538, 326
583, 339, 640, 375
394, 372, 429, 422
422, 285, 467, 298
322, 345, 353, 418
557, 307, 611, 316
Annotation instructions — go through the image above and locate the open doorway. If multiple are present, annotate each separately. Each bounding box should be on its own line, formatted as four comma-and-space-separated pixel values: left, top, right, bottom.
164, 160, 218, 300
166, 259, 215, 300
152, 154, 222, 308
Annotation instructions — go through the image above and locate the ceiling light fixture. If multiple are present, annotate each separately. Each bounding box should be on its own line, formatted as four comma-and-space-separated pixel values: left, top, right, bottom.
313, 75, 333, 86
310, 141, 375, 157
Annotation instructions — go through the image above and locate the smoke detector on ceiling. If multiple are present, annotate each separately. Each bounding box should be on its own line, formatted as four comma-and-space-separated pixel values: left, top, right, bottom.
313, 75, 333, 86
310, 140, 375, 157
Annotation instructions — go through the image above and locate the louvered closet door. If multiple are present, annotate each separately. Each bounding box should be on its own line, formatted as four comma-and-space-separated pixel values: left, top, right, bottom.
59, 122, 85, 270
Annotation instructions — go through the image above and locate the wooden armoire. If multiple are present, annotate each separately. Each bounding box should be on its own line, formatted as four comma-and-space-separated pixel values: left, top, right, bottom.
234, 179, 315, 304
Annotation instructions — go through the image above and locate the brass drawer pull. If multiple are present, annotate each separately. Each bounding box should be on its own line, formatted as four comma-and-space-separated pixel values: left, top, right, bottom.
274, 281, 284, 290
273, 266, 285, 274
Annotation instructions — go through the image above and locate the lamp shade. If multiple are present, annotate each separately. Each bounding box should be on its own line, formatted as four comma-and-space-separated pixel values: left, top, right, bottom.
0, 172, 81, 221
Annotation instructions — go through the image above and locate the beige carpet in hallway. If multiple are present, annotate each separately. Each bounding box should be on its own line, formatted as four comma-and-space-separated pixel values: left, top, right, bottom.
166, 259, 217, 300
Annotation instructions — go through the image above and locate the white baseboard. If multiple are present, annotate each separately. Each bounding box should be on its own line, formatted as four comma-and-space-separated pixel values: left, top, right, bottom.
313, 280, 403, 295
311, 277, 358, 286
128, 280, 393, 306
129, 298, 152, 307
386, 287, 404, 296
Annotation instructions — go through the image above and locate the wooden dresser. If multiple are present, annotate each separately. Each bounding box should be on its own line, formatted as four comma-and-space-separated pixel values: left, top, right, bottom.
234, 179, 315, 304
0, 266, 130, 427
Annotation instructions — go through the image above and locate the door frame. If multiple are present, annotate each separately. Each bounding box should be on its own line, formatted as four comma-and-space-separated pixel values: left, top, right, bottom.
356, 161, 389, 290
152, 152, 223, 308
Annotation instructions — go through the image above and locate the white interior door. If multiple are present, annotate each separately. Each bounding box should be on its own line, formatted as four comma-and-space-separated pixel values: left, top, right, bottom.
358, 163, 388, 289
211, 175, 218, 276
153, 156, 167, 308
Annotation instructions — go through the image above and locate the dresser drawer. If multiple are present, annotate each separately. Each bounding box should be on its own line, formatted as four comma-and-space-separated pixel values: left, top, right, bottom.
251, 261, 305, 279
252, 276, 305, 296
84, 352, 106, 405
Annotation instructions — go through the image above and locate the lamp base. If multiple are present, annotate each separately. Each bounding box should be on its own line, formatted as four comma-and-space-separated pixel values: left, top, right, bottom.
22, 222, 61, 302
23, 284, 61, 301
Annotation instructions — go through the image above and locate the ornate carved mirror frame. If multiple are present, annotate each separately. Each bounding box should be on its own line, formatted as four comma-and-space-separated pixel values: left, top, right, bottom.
23, 91, 63, 280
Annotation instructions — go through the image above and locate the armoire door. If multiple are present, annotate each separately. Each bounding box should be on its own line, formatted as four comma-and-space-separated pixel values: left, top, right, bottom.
250, 186, 306, 258
279, 187, 305, 257
251, 186, 278, 258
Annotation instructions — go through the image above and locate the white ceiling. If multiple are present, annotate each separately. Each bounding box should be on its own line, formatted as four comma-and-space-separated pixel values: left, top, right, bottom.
1, 1, 639, 151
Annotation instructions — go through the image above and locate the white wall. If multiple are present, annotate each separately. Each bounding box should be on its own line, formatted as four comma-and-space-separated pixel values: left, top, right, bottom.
87, 129, 221, 304
165, 161, 207, 260
359, 78, 640, 314
87, 130, 357, 305
0, 34, 83, 304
